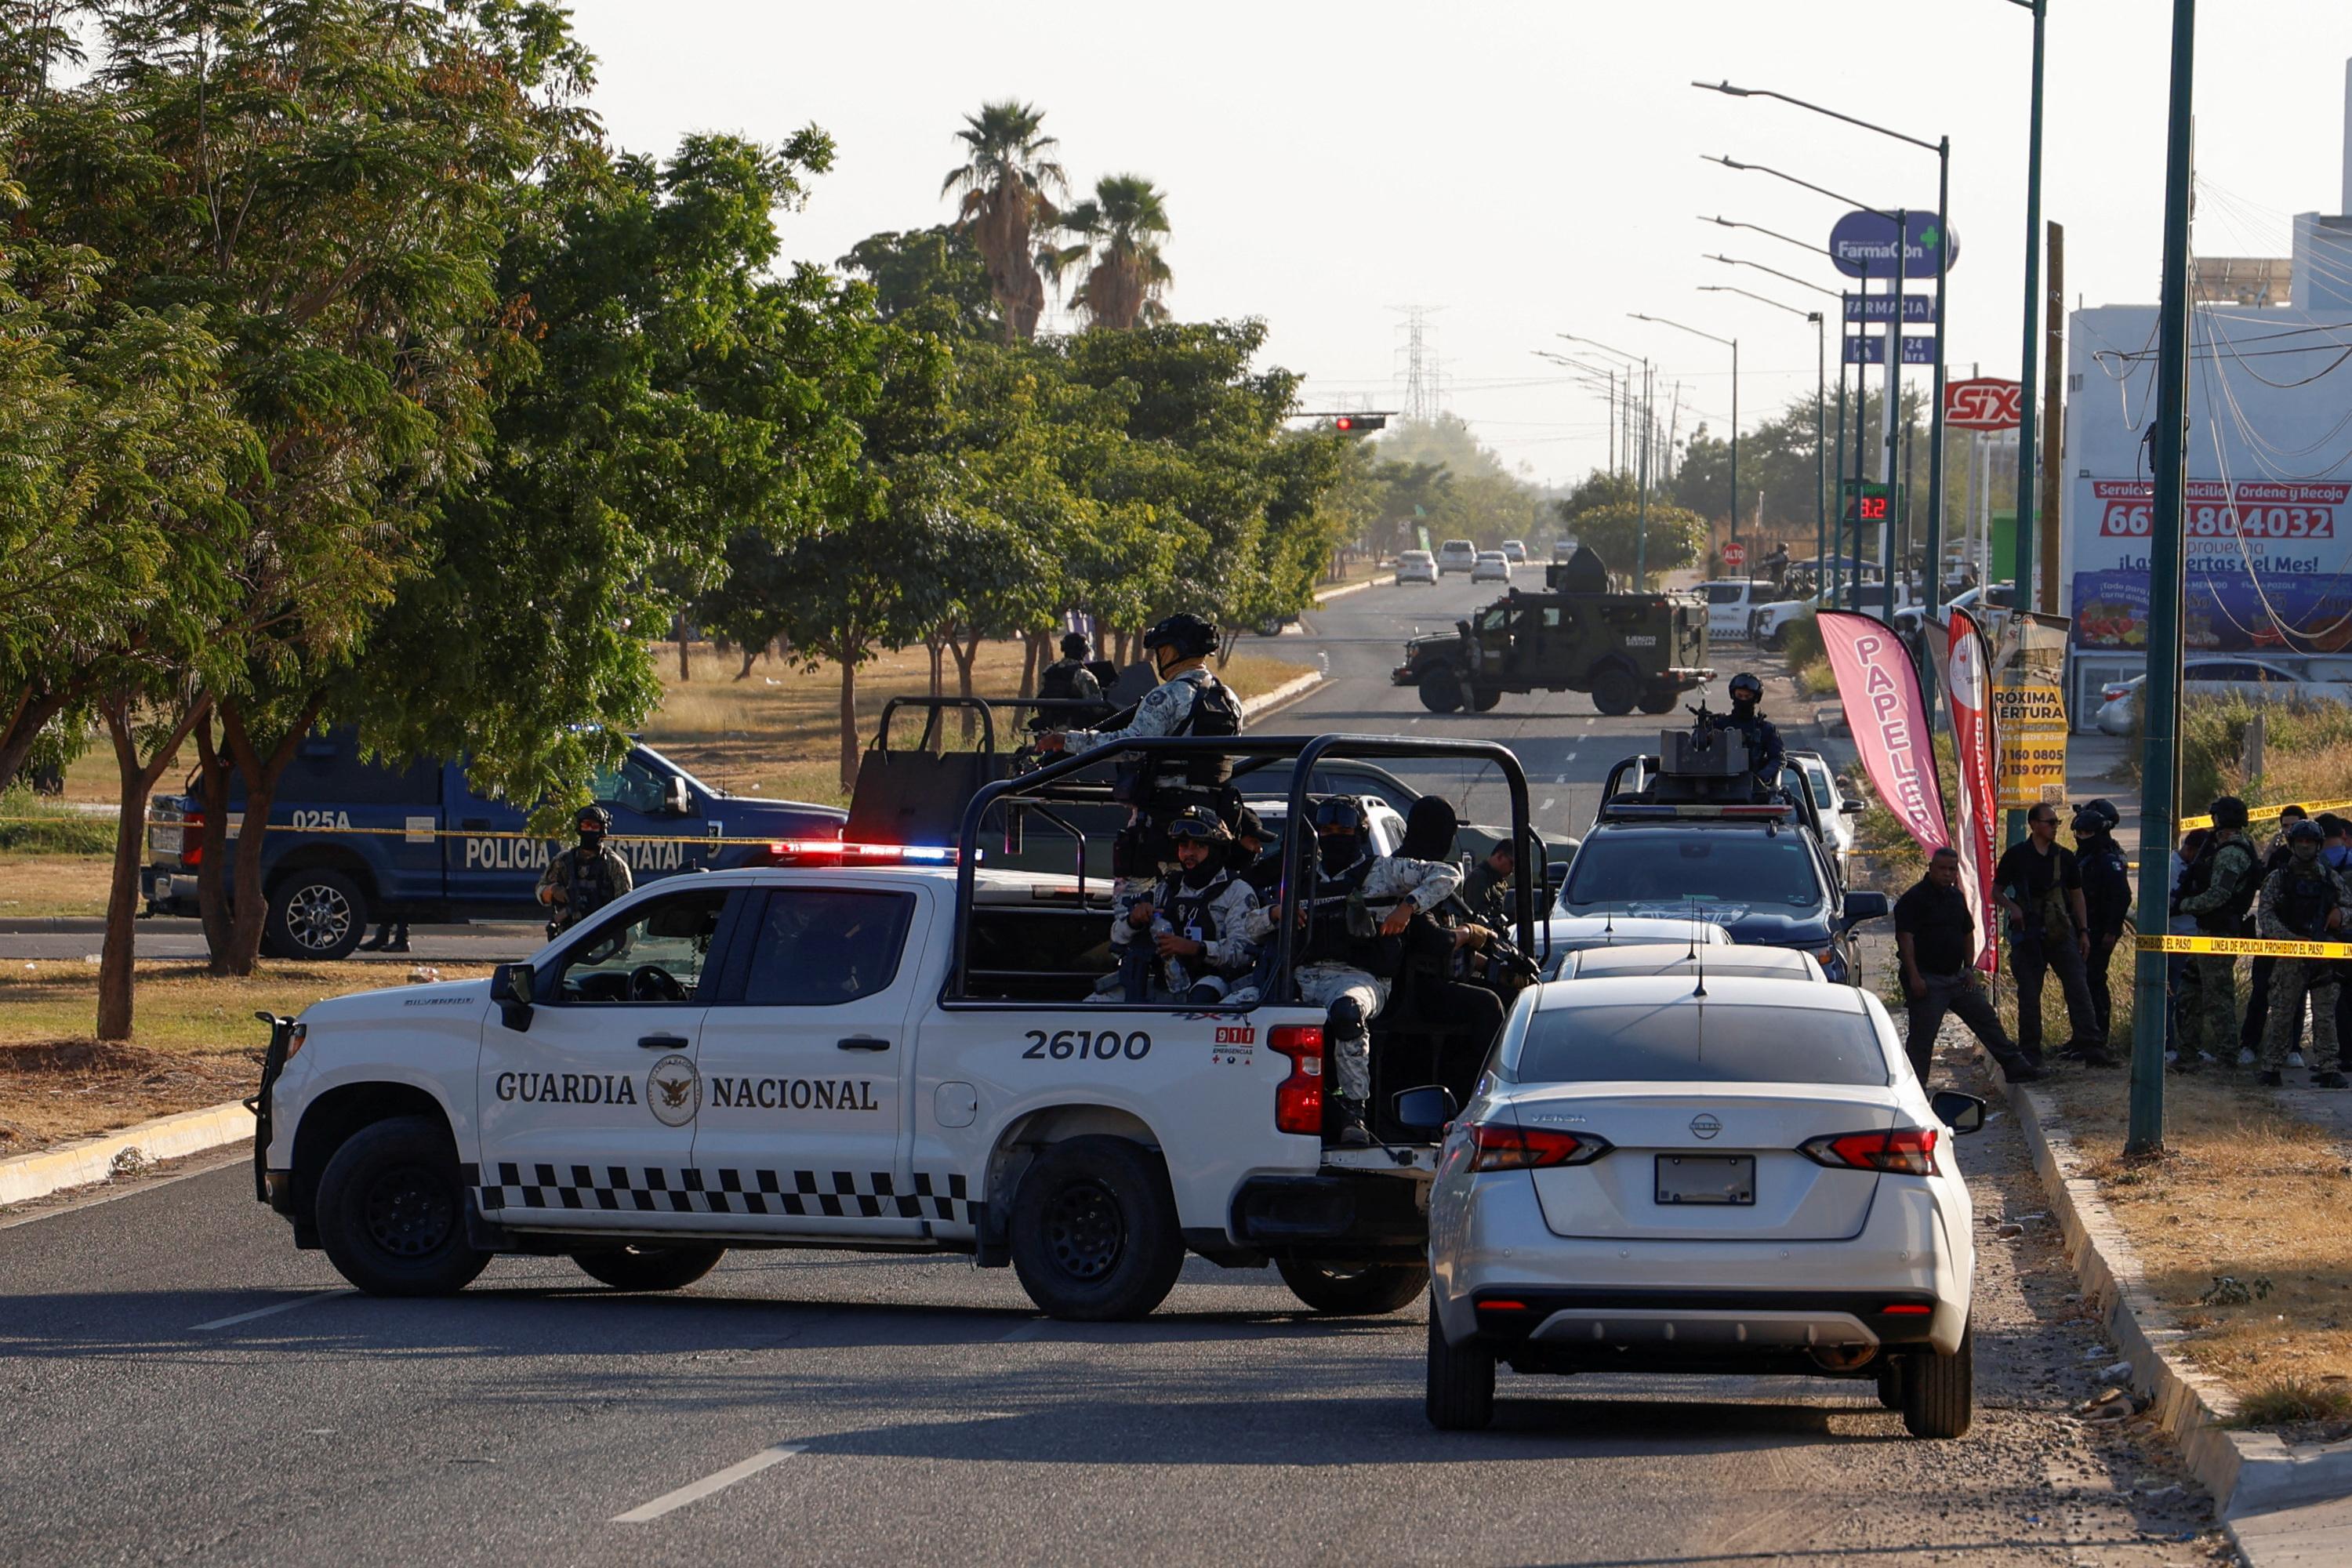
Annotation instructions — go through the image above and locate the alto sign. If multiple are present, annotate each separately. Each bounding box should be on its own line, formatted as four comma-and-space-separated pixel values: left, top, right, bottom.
1944, 377, 2023, 431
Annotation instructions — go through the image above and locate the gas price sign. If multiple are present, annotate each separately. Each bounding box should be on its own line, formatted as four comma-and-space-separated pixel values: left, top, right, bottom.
1842, 480, 1902, 527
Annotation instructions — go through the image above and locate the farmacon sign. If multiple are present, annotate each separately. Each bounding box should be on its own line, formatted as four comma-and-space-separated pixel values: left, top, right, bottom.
2071, 479, 2352, 652
1991, 680, 2068, 808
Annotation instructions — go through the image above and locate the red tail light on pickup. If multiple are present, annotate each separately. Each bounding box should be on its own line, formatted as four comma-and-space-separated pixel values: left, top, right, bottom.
1801, 1126, 1938, 1176
1269, 1025, 1323, 1135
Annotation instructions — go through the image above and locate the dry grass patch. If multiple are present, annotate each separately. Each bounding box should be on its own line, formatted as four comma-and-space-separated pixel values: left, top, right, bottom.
0, 854, 112, 918
0, 958, 489, 1154
2041, 1067, 2352, 1407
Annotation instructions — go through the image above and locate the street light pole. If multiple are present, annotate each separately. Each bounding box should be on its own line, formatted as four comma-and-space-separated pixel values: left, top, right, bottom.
1629, 314, 1740, 554
2009, 0, 2049, 615
1698, 284, 1828, 593
2129, 0, 2196, 1156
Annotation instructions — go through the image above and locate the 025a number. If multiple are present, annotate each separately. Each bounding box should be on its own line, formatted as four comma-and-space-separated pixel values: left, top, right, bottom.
1022, 1029, 1152, 1062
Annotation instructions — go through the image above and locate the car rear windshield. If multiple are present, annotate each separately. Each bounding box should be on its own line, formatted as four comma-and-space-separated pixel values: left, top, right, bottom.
1563, 826, 1824, 911
1513, 1002, 1889, 1086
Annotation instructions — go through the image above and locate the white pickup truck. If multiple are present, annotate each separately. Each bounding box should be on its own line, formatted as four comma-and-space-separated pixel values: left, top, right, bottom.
252, 735, 1544, 1323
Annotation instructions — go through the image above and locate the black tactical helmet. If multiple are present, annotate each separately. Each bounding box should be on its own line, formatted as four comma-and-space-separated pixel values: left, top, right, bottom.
2209, 795, 2250, 829
1164, 805, 1230, 843
1309, 797, 1368, 837
2285, 817, 2325, 845
1728, 671, 1763, 702
1060, 631, 1090, 658
1142, 612, 1218, 662
1232, 806, 1266, 844
575, 803, 613, 835
2071, 798, 2121, 834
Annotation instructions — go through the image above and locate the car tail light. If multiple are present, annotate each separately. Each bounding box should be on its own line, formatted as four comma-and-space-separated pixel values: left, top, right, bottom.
180, 808, 204, 870
1467, 1122, 1610, 1171
1801, 1126, 1939, 1176
1269, 1025, 1323, 1136
1881, 1303, 1931, 1316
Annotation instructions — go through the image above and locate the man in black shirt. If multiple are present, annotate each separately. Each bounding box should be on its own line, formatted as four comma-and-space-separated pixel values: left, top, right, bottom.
1996, 804, 2111, 1067
1895, 847, 2041, 1085
2072, 799, 2135, 1048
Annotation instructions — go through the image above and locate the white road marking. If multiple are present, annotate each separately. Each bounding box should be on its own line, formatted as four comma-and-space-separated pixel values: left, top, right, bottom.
188, 1288, 345, 1332
1552, 774, 1566, 785
1540, 797, 1555, 812
612, 1444, 805, 1523
1566, 752, 1578, 762
1000, 1319, 1048, 1343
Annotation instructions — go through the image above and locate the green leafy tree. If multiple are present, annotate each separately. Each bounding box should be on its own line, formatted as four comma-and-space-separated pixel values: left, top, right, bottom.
939, 100, 1065, 343
840, 224, 1000, 339
1055, 174, 1173, 331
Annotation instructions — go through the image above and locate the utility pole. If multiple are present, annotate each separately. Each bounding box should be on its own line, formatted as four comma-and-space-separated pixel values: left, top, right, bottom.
1636, 361, 1653, 592
1834, 339, 1849, 608
2041, 221, 2067, 610
1883, 213, 1906, 619
2013, 0, 2049, 613
1922, 139, 1952, 712
2129, 0, 2197, 1157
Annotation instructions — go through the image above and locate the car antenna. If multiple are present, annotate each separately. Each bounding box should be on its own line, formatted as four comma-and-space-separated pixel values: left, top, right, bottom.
1685, 896, 1699, 961
1690, 898, 1708, 996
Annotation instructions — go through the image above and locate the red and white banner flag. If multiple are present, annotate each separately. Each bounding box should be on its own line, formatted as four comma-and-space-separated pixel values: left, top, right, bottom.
1817, 610, 1951, 857
1945, 608, 2000, 971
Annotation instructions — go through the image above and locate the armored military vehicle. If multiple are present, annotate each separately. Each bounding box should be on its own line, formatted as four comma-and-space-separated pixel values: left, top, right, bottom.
1390, 544, 1712, 717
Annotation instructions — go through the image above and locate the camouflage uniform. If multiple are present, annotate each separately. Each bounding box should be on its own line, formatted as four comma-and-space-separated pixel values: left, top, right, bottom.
536, 841, 634, 934
2256, 851, 2343, 1075
2173, 832, 2257, 1065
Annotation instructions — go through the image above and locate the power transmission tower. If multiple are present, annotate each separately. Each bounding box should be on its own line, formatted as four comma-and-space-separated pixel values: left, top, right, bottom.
1392, 305, 1445, 423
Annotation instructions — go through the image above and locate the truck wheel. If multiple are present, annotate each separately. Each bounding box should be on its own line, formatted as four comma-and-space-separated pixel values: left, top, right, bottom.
1589, 667, 1638, 717
1009, 1135, 1186, 1321
1471, 686, 1503, 713
267, 869, 368, 961
1900, 1321, 1974, 1439
1277, 1258, 1429, 1315
572, 1243, 726, 1292
1635, 688, 1679, 716
314, 1115, 491, 1298
1425, 1301, 1495, 1430
1417, 670, 1465, 714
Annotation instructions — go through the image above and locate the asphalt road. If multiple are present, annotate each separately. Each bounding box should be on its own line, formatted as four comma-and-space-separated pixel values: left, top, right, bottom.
2, 572, 2223, 1564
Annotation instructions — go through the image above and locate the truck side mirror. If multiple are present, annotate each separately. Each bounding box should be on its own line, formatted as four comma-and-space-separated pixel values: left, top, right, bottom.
664, 775, 691, 816
491, 963, 535, 1030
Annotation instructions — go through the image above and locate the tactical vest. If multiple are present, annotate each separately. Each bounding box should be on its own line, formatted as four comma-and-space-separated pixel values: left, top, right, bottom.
2183, 839, 2259, 935
1037, 659, 1086, 702
2278, 864, 2340, 939
1300, 856, 1377, 967
1170, 675, 1241, 786
564, 845, 622, 929
1162, 868, 1234, 952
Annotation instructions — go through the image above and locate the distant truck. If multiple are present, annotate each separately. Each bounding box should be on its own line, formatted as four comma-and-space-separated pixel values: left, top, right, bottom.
143, 731, 844, 960
1391, 546, 1712, 717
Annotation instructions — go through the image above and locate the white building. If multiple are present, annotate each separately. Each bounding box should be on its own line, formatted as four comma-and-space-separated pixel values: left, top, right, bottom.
2060, 61, 2352, 724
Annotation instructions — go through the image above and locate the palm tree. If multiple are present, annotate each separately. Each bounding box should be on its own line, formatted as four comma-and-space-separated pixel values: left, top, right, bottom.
1058, 174, 1173, 331
940, 100, 1065, 342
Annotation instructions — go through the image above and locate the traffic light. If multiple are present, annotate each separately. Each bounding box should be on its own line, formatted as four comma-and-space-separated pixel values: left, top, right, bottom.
1332, 414, 1388, 434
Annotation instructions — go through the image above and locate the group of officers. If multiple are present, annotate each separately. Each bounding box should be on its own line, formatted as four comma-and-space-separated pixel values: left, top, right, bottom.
1894, 792, 2350, 1089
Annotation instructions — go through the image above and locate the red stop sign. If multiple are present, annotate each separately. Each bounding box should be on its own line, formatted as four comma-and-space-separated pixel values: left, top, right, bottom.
1723, 539, 1747, 569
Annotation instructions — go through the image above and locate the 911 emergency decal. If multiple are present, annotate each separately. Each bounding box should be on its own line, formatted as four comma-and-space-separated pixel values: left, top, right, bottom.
647, 1053, 701, 1127
1022, 1029, 1152, 1062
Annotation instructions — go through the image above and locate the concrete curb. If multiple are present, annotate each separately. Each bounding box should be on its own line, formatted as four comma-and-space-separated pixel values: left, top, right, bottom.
1987, 1052, 2352, 1558
1311, 577, 1381, 607
1240, 670, 1324, 722
0, 1098, 254, 1209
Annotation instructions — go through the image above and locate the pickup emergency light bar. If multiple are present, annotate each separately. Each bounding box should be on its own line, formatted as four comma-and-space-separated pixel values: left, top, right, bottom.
1596, 803, 1794, 821
766, 840, 958, 866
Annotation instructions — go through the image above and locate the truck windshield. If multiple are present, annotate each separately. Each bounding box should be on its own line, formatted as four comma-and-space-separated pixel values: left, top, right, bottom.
1563, 826, 1824, 911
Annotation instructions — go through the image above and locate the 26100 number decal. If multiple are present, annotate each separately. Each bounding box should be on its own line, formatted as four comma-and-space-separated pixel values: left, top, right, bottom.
1022, 1029, 1151, 1062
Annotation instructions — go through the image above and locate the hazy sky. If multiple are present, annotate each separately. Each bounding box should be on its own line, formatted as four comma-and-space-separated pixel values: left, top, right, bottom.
568, 1, 2352, 488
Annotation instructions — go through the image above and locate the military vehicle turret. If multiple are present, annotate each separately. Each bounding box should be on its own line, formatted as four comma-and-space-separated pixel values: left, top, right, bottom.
1390, 544, 1712, 717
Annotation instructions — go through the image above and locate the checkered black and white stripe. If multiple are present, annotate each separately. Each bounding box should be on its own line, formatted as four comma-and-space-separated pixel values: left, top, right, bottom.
471, 1162, 974, 1225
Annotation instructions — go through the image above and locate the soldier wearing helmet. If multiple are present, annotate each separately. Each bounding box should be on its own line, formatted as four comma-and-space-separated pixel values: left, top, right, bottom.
1033, 631, 1108, 731
1706, 671, 1785, 795
536, 803, 633, 936
2171, 795, 2259, 1072
2256, 816, 2347, 1087
1037, 613, 1240, 760
1105, 806, 1263, 1006
2072, 798, 2133, 1052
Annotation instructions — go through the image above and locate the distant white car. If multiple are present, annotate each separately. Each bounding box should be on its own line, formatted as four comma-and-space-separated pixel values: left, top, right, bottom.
1471, 550, 1510, 584
1396, 550, 1437, 586
1501, 539, 1528, 564
2094, 658, 2341, 736
1697, 579, 1780, 642
1790, 750, 1862, 858
1437, 539, 1478, 575
1415, 975, 1985, 1439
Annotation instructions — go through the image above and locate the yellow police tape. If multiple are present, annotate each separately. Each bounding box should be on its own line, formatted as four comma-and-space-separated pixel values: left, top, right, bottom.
0, 816, 802, 847
2135, 932, 2352, 960
2177, 797, 2352, 832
